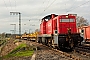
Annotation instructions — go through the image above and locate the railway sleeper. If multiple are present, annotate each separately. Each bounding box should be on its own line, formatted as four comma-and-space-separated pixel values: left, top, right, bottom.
76, 51, 90, 57
53, 49, 81, 60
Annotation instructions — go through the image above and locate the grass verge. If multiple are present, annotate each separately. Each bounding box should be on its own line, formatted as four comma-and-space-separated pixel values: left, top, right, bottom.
3, 43, 34, 58
4, 50, 34, 58
9, 43, 26, 54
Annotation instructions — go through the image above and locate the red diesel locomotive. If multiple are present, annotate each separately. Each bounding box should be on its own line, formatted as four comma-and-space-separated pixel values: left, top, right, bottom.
37, 14, 83, 49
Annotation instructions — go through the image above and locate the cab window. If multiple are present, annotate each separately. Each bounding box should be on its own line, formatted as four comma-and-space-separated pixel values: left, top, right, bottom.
60, 19, 74, 22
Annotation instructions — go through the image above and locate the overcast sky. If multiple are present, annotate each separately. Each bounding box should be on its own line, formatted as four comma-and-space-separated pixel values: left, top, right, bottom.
0, 0, 90, 34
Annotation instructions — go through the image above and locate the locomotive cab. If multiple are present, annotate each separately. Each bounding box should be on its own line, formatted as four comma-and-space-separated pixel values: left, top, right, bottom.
57, 15, 83, 49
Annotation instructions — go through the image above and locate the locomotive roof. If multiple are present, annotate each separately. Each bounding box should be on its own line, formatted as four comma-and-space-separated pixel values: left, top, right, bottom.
42, 14, 58, 20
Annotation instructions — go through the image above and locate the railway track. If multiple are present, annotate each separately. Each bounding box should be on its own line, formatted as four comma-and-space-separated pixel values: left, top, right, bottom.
74, 44, 90, 58
23, 40, 90, 60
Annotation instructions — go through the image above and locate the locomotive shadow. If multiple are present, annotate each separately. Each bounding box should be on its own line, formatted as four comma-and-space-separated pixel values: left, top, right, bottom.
59, 48, 73, 52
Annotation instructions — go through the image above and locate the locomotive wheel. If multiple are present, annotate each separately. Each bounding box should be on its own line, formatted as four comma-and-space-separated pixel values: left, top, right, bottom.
69, 39, 74, 48
58, 37, 66, 48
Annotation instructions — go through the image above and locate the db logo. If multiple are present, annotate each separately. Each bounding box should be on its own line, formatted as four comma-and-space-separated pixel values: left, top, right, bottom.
48, 23, 51, 26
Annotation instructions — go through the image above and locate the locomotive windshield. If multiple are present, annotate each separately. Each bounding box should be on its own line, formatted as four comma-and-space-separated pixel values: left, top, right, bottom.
60, 19, 75, 22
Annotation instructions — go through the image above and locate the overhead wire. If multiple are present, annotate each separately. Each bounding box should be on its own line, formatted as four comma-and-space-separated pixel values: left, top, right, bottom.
36, 0, 57, 21
25, 0, 46, 23
22, 0, 55, 22
66, 0, 90, 13
43, 0, 56, 11
37, 0, 56, 21
30, 0, 46, 20
28, 0, 90, 23
37, 0, 90, 22
35, 0, 46, 13
44, 0, 51, 11
47, 0, 51, 5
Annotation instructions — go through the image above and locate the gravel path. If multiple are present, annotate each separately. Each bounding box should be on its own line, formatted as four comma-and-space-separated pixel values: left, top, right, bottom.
35, 50, 72, 60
